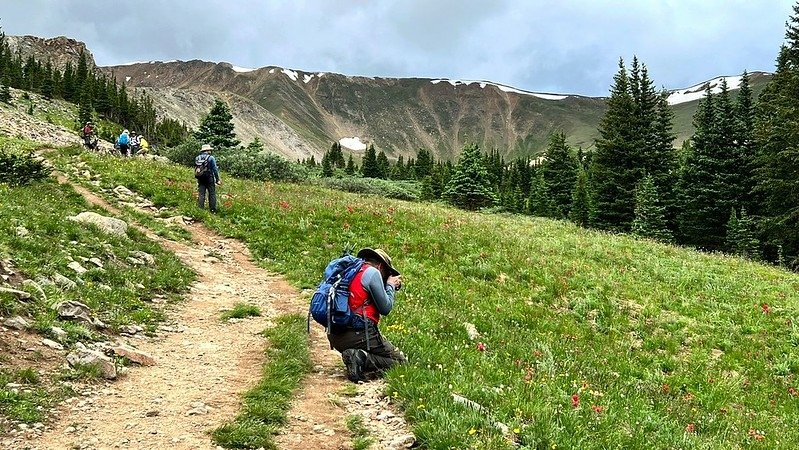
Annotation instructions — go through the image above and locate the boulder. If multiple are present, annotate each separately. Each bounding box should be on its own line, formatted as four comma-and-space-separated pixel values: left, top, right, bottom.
3, 316, 29, 330
106, 345, 155, 366
66, 349, 117, 379
0, 286, 32, 301
55, 300, 106, 328
67, 212, 128, 238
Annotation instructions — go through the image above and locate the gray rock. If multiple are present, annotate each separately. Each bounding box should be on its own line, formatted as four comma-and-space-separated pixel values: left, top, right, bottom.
130, 251, 155, 266
50, 326, 68, 342
88, 258, 103, 268
41, 338, 64, 350
67, 212, 128, 238
3, 316, 29, 330
0, 286, 31, 301
52, 273, 77, 290
15, 226, 29, 237
119, 324, 144, 335
67, 261, 87, 274
21, 279, 46, 302
66, 349, 117, 379
56, 300, 105, 328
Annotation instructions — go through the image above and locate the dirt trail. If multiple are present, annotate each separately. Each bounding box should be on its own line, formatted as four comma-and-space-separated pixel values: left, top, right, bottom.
13, 175, 365, 450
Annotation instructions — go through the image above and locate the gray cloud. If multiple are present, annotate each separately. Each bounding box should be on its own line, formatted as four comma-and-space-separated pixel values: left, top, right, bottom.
0, 0, 793, 96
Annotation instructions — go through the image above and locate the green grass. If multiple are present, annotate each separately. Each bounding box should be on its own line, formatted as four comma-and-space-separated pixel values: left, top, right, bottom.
212, 314, 312, 449
0, 368, 52, 425
346, 414, 375, 450
222, 303, 262, 321
51, 147, 799, 449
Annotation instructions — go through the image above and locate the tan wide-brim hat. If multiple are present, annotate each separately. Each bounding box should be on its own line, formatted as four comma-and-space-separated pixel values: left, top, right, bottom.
357, 248, 400, 276
201, 144, 213, 152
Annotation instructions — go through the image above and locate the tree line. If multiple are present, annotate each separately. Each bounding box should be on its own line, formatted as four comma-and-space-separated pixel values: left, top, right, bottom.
309, 4, 799, 269
0, 29, 190, 147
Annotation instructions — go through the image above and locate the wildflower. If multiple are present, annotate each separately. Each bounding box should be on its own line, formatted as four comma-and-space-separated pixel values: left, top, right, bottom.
347, 206, 354, 213
748, 429, 765, 441
789, 387, 799, 397
591, 404, 604, 413
571, 394, 580, 408
477, 342, 486, 352
278, 200, 290, 209
513, 427, 521, 434
661, 383, 670, 394
761, 303, 771, 314
685, 423, 696, 433
468, 427, 477, 435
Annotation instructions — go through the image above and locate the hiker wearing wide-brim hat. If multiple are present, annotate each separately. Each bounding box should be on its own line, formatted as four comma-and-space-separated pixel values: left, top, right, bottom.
195, 143, 221, 213
328, 247, 406, 382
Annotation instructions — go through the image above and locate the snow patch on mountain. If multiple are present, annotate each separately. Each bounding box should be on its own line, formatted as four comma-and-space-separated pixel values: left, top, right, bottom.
303, 74, 314, 83
340, 137, 367, 151
232, 65, 256, 73
431, 79, 568, 100
667, 75, 744, 105
282, 69, 299, 81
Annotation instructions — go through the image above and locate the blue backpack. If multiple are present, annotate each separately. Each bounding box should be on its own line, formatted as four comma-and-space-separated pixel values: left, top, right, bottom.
118, 133, 129, 145
308, 254, 366, 334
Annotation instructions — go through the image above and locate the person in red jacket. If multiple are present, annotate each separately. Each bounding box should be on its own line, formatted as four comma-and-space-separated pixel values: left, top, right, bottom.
328, 247, 406, 382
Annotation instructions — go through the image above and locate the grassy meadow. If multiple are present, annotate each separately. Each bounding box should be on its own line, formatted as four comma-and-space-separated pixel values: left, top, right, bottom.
51, 148, 799, 449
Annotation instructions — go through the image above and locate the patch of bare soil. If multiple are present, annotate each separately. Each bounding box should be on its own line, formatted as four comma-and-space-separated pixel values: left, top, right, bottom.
7, 170, 413, 450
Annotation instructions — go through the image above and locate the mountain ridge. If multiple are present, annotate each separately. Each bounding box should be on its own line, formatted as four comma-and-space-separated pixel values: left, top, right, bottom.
5, 34, 772, 161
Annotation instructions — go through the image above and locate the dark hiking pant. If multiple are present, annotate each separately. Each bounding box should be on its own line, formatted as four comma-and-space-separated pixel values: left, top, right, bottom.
119, 144, 129, 157
197, 180, 217, 212
327, 321, 406, 374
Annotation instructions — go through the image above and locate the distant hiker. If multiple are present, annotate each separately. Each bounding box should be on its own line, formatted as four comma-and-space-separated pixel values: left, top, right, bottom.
81, 122, 97, 150
138, 135, 150, 154
116, 129, 130, 157
195, 143, 221, 213
328, 248, 406, 382
129, 131, 141, 155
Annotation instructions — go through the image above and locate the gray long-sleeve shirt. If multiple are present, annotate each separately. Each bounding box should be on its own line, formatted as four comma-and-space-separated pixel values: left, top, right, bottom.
360, 266, 396, 316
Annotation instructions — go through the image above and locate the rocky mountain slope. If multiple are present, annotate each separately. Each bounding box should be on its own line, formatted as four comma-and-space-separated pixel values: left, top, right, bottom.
6, 34, 772, 162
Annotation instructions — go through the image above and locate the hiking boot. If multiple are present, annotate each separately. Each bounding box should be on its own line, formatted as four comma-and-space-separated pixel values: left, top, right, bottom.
342, 348, 367, 382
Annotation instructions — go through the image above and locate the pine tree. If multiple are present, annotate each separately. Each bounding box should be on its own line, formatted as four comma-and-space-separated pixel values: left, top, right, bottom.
631, 175, 672, 242
345, 154, 356, 175
735, 71, 756, 212
541, 132, 578, 219
589, 59, 638, 231
78, 82, 93, 125
443, 143, 497, 210
569, 166, 590, 227
41, 61, 54, 100
361, 144, 379, 178
414, 148, 433, 179
321, 153, 334, 177
725, 208, 760, 259
193, 99, 240, 150
376, 151, 390, 179
0, 74, 11, 103
527, 170, 556, 217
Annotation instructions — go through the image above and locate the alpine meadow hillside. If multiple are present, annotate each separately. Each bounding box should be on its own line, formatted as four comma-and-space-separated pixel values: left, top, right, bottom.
3, 4, 799, 449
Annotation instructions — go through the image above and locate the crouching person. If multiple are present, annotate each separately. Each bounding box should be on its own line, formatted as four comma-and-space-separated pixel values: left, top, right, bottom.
328, 248, 406, 382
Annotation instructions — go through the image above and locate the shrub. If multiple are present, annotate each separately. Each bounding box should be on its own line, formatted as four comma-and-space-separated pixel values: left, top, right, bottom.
315, 176, 420, 201
164, 137, 202, 167
218, 149, 309, 182
0, 149, 49, 186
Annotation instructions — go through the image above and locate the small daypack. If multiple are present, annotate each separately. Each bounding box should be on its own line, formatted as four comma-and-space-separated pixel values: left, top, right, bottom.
194, 154, 210, 179
307, 254, 366, 334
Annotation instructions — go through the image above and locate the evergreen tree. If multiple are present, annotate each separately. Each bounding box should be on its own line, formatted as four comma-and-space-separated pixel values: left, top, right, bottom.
589, 59, 638, 231
193, 99, 240, 150
527, 170, 556, 217
541, 132, 578, 218
414, 148, 433, 179
726, 208, 760, 259
631, 175, 672, 242
78, 82, 93, 125
376, 151, 390, 179
41, 61, 54, 100
361, 144, 379, 178
321, 152, 334, 177
345, 154, 356, 175
569, 166, 590, 227
735, 71, 756, 213
444, 143, 497, 210
0, 74, 11, 103
328, 142, 345, 168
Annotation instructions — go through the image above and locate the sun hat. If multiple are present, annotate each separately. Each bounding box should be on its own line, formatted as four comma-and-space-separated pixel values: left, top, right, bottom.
357, 248, 400, 276
201, 144, 213, 152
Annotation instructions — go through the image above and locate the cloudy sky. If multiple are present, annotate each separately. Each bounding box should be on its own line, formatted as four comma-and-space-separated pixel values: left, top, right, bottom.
1, 0, 794, 96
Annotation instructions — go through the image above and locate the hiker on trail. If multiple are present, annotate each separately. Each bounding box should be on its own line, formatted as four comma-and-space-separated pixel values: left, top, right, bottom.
129, 131, 141, 155
195, 143, 221, 213
328, 248, 406, 382
81, 122, 97, 150
116, 129, 130, 157
138, 135, 150, 154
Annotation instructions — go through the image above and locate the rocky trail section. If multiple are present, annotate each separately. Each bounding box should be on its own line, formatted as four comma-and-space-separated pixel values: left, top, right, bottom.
6, 155, 414, 449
